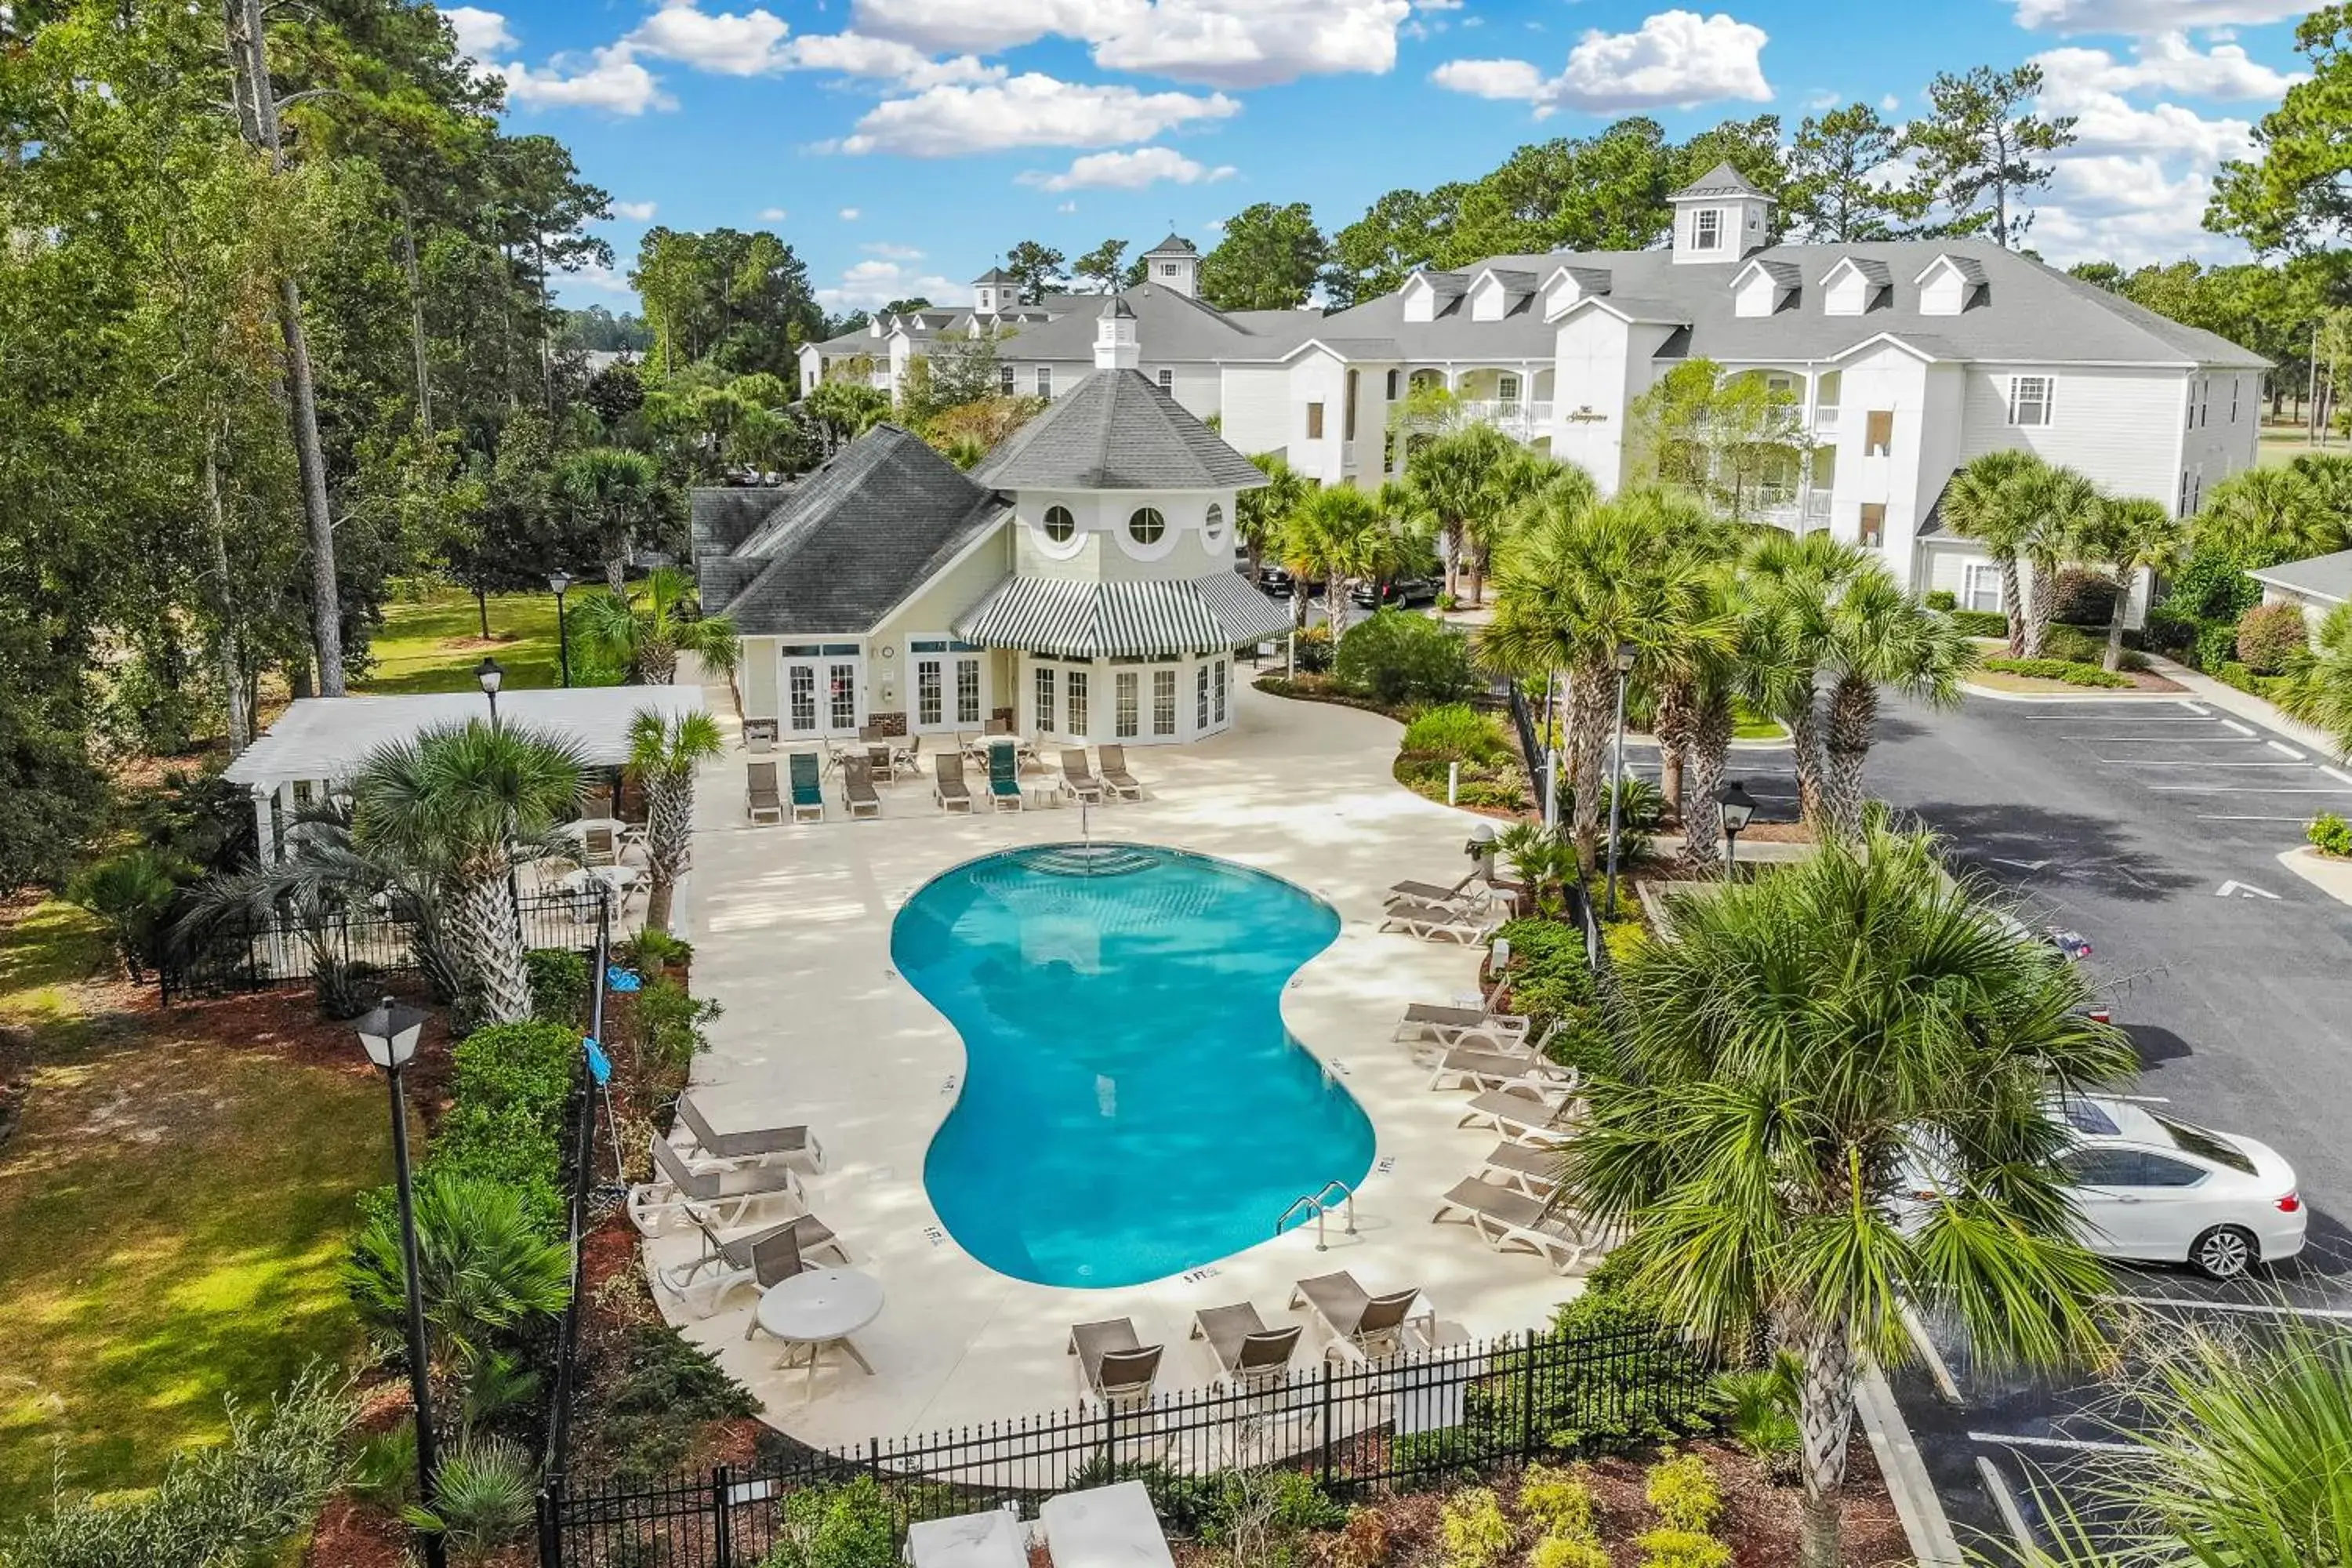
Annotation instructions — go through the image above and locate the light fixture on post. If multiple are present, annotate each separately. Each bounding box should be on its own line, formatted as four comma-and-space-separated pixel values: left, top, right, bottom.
547, 571, 573, 689
474, 656, 505, 728
352, 996, 446, 1568
1465, 819, 1498, 888
1602, 641, 1637, 918
1719, 780, 1758, 881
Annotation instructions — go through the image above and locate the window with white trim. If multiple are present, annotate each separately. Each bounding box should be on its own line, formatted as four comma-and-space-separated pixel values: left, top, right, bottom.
999, 363, 1015, 394
1036, 366, 1051, 398
1068, 669, 1091, 735
1203, 503, 1225, 546
2007, 376, 2054, 427
1114, 671, 1139, 739
1152, 669, 1178, 737
1497, 372, 1522, 403
1693, 209, 1722, 252
1156, 368, 1173, 390
1196, 664, 1210, 731
1213, 657, 1228, 724
1127, 506, 1166, 545
1962, 562, 2003, 612
1034, 665, 1055, 732
1042, 504, 1075, 543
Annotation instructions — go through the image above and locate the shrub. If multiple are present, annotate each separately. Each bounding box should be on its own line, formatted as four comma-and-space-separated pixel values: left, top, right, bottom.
1714, 1353, 1802, 1483
2050, 566, 2121, 626
1334, 610, 1477, 706
1437, 1489, 1512, 1568
1947, 608, 2009, 638
429, 1102, 564, 1234
1981, 657, 2135, 689
761, 1476, 898, 1568
1293, 622, 1334, 674
1635, 1530, 1733, 1568
405, 1435, 539, 1564
2236, 602, 2310, 675
1402, 704, 1514, 766
527, 948, 590, 1023
586, 1323, 760, 1482
452, 1020, 579, 1120
1517, 1464, 1596, 1540
1924, 589, 1958, 611
64, 847, 190, 981
2143, 609, 2196, 657
2192, 620, 2242, 674
1645, 1452, 1722, 1533
1454, 779, 1526, 811
346, 1172, 572, 1376
1538, 1273, 1716, 1454
624, 977, 723, 1080
2041, 624, 2147, 670
2310, 812, 2352, 858
1326, 1508, 1390, 1568
620, 927, 693, 972
1528, 1538, 1611, 1568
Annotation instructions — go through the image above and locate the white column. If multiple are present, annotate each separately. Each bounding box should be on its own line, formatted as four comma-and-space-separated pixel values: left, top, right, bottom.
252, 786, 274, 866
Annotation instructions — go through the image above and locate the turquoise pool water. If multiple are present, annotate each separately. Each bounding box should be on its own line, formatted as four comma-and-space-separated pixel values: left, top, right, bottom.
896, 844, 1373, 1288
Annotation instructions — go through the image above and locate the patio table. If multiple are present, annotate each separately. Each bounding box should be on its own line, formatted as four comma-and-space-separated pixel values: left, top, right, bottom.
750, 1267, 883, 1398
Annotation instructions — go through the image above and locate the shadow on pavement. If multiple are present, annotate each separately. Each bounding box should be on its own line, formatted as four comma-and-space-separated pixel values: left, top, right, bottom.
2122, 1022, 2194, 1071
1896, 801, 2198, 902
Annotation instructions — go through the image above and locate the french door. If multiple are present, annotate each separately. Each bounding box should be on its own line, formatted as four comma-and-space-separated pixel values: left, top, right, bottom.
780, 644, 865, 738
911, 637, 985, 731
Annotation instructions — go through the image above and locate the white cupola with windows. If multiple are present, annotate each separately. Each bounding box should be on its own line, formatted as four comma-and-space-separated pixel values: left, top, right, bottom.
971, 265, 1018, 314
1139, 233, 1199, 298
1094, 296, 1140, 370
1670, 162, 1773, 265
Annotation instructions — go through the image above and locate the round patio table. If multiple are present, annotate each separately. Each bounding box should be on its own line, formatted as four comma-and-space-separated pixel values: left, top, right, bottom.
752, 1268, 883, 1399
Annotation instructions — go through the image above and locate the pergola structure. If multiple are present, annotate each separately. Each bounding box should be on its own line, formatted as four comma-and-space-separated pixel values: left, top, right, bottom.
223, 687, 706, 862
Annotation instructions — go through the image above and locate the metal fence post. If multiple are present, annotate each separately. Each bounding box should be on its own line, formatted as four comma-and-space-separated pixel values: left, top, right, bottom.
535, 1479, 562, 1568
1319, 1363, 1335, 1489
712, 1465, 734, 1568
1519, 1330, 1539, 1462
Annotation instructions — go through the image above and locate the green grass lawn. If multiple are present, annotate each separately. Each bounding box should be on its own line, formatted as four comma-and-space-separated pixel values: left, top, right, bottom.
2259, 427, 2333, 468
357, 585, 608, 695
0, 902, 389, 1514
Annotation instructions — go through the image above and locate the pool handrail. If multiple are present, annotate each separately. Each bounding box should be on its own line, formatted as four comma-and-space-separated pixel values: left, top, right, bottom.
1272, 1178, 1359, 1250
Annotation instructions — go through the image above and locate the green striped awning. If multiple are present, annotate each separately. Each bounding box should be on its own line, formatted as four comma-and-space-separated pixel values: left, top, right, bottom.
953, 572, 1294, 659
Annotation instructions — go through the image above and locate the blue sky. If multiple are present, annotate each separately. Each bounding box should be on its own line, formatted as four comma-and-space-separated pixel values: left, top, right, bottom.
443, 0, 2317, 313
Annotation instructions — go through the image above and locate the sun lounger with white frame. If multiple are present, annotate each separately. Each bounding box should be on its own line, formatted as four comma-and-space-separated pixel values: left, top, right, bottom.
1060, 749, 1106, 804
1385, 876, 1492, 911
671, 1094, 825, 1171
1395, 1000, 1533, 1049
1287, 1271, 1432, 1362
842, 756, 882, 820
1426, 1047, 1576, 1094
1067, 1318, 1162, 1410
1432, 1177, 1612, 1275
934, 752, 974, 813
1189, 1302, 1303, 1395
1038, 1481, 1177, 1568
1456, 1079, 1583, 1142
907, 1508, 1029, 1568
1477, 1139, 1562, 1197
1097, 745, 1145, 800
1380, 898, 1502, 945
745, 760, 784, 825
656, 1209, 847, 1316
786, 751, 825, 823
626, 1135, 805, 1235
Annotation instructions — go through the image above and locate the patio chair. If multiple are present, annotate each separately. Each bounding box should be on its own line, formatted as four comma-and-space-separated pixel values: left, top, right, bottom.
672, 1094, 825, 1171
626, 1135, 804, 1236
1039, 1482, 1177, 1568
1380, 898, 1502, 945
1385, 876, 1492, 911
746, 761, 784, 826
1426, 1047, 1576, 1095
984, 716, 1014, 736
985, 742, 1023, 811
1061, 750, 1106, 804
1189, 1303, 1303, 1395
1478, 1140, 1562, 1198
1394, 998, 1532, 1050
1432, 1178, 1612, 1275
842, 757, 882, 821
891, 732, 923, 782
579, 824, 622, 867
908, 1508, 1029, 1568
743, 718, 777, 754
1456, 1080, 1584, 1143
1288, 1272, 1431, 1362
787, 751, 825, 822
1067, 1319, 1162, 1409
1098, 745, 1145, 800
934, 753, 974, 813
657, 1210, 847, 1316
865, 742, 895, 782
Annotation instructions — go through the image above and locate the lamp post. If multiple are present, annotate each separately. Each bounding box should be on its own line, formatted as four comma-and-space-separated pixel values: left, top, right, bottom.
547, 571, 573, 689
474, 656, 504, 729
354, 996, 447, 1568
1719, 780, 1757, 882
1602, 641, 1636, 918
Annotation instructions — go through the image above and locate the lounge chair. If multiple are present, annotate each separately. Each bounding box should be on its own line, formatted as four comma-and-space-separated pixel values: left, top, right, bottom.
1381, 898, 1502, 945
1068, 1318, 1161, 1409
1395, 1000, 1533, 1050
1433, 1178, 1612, 1275
890, 732, 923, 782
1427, 1047, 1575, 1094
746, 760, 784, 825
1456, 1080, 1583, 1142
626, 1135, 804, 1236
1478, 1139, 1562, 1197
786, 752, 825, 822
934, 752, 974, 813
985, 741, 1023, 811
1288, 1272, 1431, 1361
1061, 749, 1106, 804
1039, 1482, 1176, 1568
1385, 876, 1493, 911
842, 757, 882, 820
1189, 1303, 1302, 1395
1098, 745, 1144, 800
658, 1209, 847, 1315
908, 1508, 1029, 1568
672, 1094, 825, 1171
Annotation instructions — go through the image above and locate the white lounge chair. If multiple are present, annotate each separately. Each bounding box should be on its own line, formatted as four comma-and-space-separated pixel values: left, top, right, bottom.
908, 1508, 1028, 1568
1394, 999, 1532, 1050
626, 1135, 804, 1235
1433, 1177, 1613, 1275
1477, 1139, 1562, 1197
1288, 1271, 1432, 1362
1426, 1047, 1575, 1094
1385, 876, 1494, 912
1189, 1302, 1303, 1396
1380, 898, 1501, 945
1039, 1481, 1176, 1568
672, 1094, 825, 1171
1456, 1080, 1583, 1142
655, 1210, 847, 1316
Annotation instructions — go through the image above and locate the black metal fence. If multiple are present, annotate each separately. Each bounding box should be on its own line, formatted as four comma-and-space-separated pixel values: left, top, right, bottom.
544, 896, 615, 1490
159, 889, 602, 1002
535, 1321, 1715, 1568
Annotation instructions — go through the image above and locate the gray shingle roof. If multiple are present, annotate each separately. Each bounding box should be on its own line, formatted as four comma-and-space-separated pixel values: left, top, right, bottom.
2249, 548, 2352, 606
983, 282, 1320, 365
1556, 265, 1614, 296
972, 266, 1016, 282
971, 369, 1273, 491
1675, 162, 1769, 201
1740, 258, 1802, 290
1142, 233, 1197, 256
695, 425, 1007, 637
1831, 256, 1893, 287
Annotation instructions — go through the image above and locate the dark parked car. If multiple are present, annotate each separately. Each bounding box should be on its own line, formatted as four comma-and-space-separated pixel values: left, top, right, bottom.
1258, 565, 1326, 597
1348, 575, 1441, 609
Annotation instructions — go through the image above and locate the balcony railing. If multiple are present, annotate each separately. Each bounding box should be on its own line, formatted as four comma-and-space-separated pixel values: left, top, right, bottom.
1459, 399, 1555, 438
1814, 405, 1842, 435
1755, 492, 1835, 532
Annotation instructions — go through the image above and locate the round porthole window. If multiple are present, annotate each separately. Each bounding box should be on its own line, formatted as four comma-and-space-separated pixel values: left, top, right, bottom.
1203, 503, 1225, 544
1127, 506, 1167, 545
1043, 505, 1076, 543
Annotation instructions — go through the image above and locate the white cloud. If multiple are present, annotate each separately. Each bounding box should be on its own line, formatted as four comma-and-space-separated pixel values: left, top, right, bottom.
1879, 92, 1900, 112
2033, 48, 2261, 162
1057, 200, 1080, 212
1802, 88, 1840, 110
815, 257, 962, 311
568, 261, 638, 295
2031, 155, 2245, 270
2031, 31, 2303, 102
1016, 145, 1237, 190
498, 45, 673, 114
610, 199, 659, 220
777, 32, 1003, 87
848, 0, 1414, 89
445, 5, 517, 58
625, 0, 789, 72
2014, 0, 2307, 33
835, 73, 1241, 156
757, 206, 789, 220
862, 241, 926, 258
839, 207, 862, 220
1431, 9, 1771, 118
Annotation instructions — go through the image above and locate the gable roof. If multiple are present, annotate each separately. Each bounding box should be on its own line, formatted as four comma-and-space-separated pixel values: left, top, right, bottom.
695, 425, 1007, 637
1824, 256, 1893, 289
1733, 257, 1802, 292
971, 368, 1272, 491
1142, 233, 1197, 257
1674, 162, 1769, 201
2248, 548, 2352, 607
978, 281, 1321, 366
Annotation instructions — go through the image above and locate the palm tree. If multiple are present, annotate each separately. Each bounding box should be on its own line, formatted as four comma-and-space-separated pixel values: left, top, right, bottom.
1740, 529, 1865, 828
1233, 451, 1308, 585
2274, 601, 2352, 760
2079, 495, 2185, 672
1942, 448, 2045, 656
1399, 422, 1519, 601
1480, 488, 1733, 877
573, 565, 741, 685
1817, 564, 1976, 840
1281, 485, 1402, 635
1562, 829, 2132, 1568
624, 706, 724, 933
1468, 449, 1596, 608
2014, 463, 2107, 659
557, 446, 662, 594
2197, 465, 2349, 565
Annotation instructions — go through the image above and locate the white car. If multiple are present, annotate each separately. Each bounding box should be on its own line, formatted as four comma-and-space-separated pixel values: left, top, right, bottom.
2049, 1097, 2305, 1279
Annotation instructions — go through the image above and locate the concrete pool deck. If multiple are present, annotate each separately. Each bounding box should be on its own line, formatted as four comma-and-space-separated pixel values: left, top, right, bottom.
649, 673, 1584, 1450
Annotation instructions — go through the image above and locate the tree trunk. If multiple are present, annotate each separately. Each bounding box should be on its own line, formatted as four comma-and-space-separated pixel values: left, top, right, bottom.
2026, 563, 2056, 659
2103, 573, 2130, 673
203, 437, 252, 752
604, 528, 628, 596
454, 876, 534, 1025
2000, 556, 2026, 658
1791, 1311, 1858, 1568
1788, 691, 1828, 829
475, 586, 490, 640
1566, 662, 1613, 879
1821, 674, 1875, 842
639, 634, 677, 685
1326, 578, 1346, 643
1653, 680, 1694, 821
644, 771, 695, 935
1443, 521, 1463, 601
398, 197, 432, 432
1681, 690, 1733, 874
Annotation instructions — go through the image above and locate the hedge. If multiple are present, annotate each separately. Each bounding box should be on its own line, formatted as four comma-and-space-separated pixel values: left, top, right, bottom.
1981, 657, 2135, 689
1947, 609, 2009, 638
361, 1018, 582, 1240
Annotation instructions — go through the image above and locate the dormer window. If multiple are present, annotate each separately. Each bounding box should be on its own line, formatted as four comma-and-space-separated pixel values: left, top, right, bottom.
1694, 209, 1722, 252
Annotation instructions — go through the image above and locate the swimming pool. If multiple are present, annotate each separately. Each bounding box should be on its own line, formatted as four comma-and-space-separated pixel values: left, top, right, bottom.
895, 844, 1374, 1288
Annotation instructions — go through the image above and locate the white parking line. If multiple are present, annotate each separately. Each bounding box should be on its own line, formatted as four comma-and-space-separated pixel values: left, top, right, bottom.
1968, 1432, 2143, 1454
2149, 785, 2352, 793
2060, 735, 2254, 742
2328, 766, 2352, 786
2096, 1294, 2352, 1321
2198, 814, 2325, 822
2222, 719, 2256, 737
2269, 741, 2307, 759
2095, 760, 2308, 768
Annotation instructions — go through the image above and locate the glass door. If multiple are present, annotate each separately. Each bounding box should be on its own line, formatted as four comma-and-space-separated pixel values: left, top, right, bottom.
911, 639, 986, 732
781, 644, 865, 738
786, 663, 818, 736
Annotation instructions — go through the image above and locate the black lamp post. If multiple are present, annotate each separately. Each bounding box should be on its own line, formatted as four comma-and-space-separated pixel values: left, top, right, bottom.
354, 996, 447, 1568
547, 571, 573, 689
474, 656, 504, 728
1602, 641, 1636, 917
1719, 780, 1758, 881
